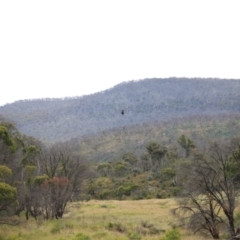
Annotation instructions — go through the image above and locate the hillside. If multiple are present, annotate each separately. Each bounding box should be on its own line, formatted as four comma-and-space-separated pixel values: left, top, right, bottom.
1, 78, 240, 143
75, 112, 240, 162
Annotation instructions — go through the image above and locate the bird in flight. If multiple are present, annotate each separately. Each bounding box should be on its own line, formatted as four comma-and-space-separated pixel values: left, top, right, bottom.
121, 110, 124, 115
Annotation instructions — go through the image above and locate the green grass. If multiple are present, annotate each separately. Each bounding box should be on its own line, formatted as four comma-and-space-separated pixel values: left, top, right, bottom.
0, 199, 212, 240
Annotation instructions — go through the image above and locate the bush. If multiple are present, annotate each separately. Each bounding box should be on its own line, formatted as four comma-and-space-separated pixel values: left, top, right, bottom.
171, 187, 180, 196
140, 221, 161, 235
107, 222, 126, 233
160, 228, 181, 240
72, 233, 91, 240
65, 222, 74, 229
50, 222, 62, 234
161, 168, 175, 180
127, 232, 142, 240
99, 189, 112, 199
115, 183, 139, 197
156, 190, 169, 199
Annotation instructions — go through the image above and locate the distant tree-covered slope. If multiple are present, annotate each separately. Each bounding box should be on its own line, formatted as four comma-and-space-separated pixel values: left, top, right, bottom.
74, 112, 240, 162
0, 78, 240, 143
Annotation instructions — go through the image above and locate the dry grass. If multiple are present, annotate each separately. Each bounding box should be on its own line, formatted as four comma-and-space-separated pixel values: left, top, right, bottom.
0, 199, 213, 240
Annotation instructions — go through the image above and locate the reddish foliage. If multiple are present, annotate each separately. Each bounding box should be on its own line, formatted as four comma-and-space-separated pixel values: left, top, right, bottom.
41, 177, 70, 190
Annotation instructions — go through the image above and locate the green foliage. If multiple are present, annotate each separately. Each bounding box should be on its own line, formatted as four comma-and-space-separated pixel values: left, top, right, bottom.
127, 232, 141, 240
107, 222, 126, 233
227, 144, 240, 181
25, 165, 36, 175
21, 145, 39, 166
5, 237, 23, 240
140, 221, 162, 235
92, 232, 107, 238
177, 134, 195, 157
97, 163, 111, 176
0, 165, 12, 182
116, 185, 130, 197
33, 174, 49, 185
50, 222, 62, 234
0, 182, 17, 204
161, 168, 175, 180
234, 211, 240, 226
146, 141, 167, 166
50, 221, 74, 234
156, 190, 169, 199
122, 152, 138, 165
160, 228, 181, 240
115, 183, 139, 197
99, 189, 112, 199
97, 163, 111, 170
171, 187, 180, 196
114, 162, 128, 176
65, 222, 74, 229
0, 125, 16, 152
72, 233, 91, 240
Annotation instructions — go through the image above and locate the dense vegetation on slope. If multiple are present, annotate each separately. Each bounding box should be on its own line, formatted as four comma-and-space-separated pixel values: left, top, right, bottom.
1, 78, 240, 143
74, 113, 240, 162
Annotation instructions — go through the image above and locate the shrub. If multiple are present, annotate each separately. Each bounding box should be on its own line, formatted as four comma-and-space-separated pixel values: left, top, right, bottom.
65, 222, 74, 229
127, 232, 142, 240
141, 221, 153, 228
171, 186, 180, 196
99, 189, 112, 199
160, 228, 181, 240
140, 221, 161, 235
72, 233, 91, 240
149, 226, 161, 235
156, 190, 169, 199
50, 222, 62, 234
161, 168, 175, 180
115, 183, 139, 197
107, 222, 126, 233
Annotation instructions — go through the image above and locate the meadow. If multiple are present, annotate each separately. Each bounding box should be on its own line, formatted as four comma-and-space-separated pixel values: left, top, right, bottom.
0, 199, 212, 240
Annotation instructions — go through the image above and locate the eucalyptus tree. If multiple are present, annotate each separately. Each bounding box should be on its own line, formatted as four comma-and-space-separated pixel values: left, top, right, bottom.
146, 141, 167, 167
0, 123, 18, 225
38, 143, 90, 219
177, 134, 195, 157
175, 141, 240, 239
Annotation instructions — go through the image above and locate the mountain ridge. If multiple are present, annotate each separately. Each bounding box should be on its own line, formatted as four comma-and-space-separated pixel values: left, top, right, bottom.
1, 77, 240, 143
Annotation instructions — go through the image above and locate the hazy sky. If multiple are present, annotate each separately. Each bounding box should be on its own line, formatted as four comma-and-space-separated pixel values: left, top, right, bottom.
1, 1, 240, 106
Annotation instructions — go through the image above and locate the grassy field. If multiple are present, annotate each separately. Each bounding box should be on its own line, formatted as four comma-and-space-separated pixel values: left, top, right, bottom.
0, 199, 212, 240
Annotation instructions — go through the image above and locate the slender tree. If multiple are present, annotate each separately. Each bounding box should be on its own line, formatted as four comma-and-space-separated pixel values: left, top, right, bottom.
178, 134, 195, 157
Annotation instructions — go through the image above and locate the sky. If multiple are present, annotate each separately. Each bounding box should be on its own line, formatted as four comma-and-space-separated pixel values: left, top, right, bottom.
1, 1, 240, 106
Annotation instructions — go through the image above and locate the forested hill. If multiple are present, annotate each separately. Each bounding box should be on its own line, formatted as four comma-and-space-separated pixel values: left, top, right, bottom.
1, 78, 240, 143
